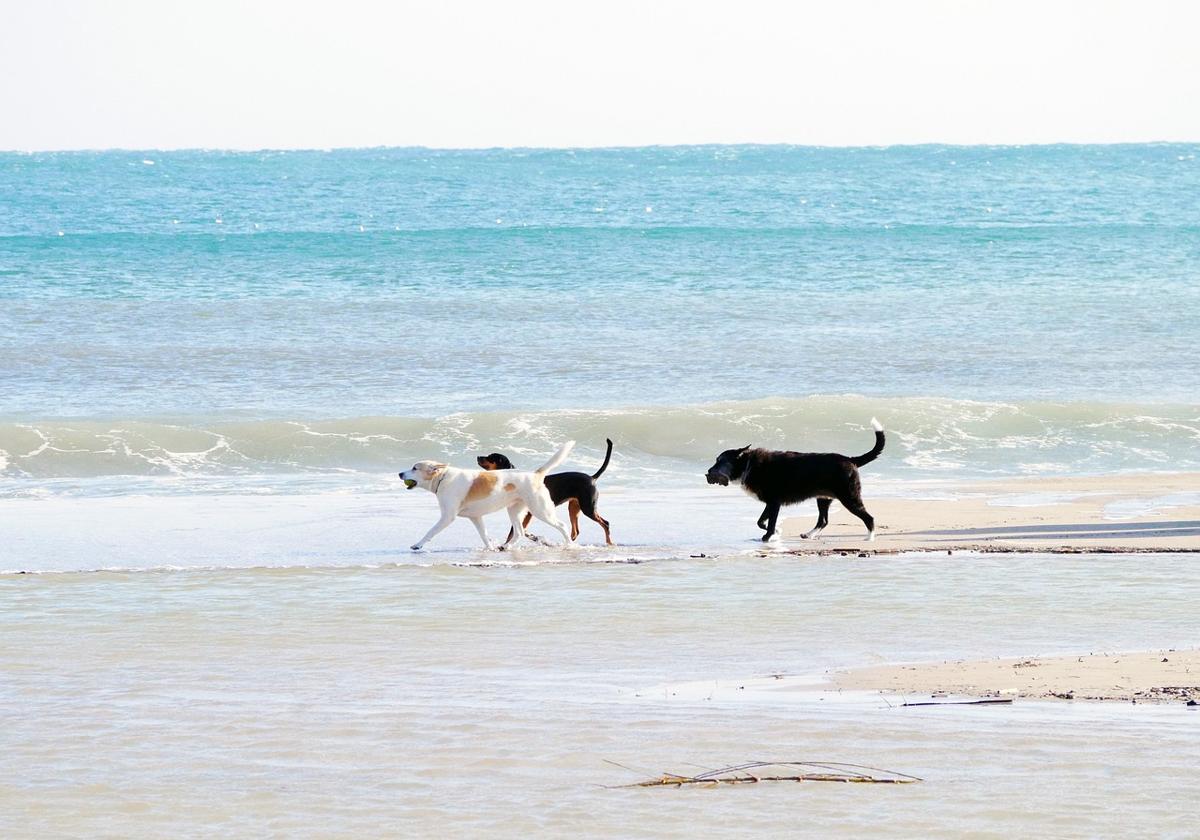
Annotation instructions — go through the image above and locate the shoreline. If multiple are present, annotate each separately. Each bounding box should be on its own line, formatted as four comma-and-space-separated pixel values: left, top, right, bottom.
780, 471, 1200, 554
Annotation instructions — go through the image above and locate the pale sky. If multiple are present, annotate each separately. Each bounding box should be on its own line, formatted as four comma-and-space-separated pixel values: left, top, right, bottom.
3, 0, 1199, 150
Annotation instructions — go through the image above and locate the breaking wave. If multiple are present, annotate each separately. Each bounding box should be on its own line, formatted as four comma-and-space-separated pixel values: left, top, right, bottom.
3, 397, 1198, 492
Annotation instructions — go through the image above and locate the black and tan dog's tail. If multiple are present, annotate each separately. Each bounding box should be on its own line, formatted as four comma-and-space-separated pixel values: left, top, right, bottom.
851, 418, 885, 467
592, 438, 614, 479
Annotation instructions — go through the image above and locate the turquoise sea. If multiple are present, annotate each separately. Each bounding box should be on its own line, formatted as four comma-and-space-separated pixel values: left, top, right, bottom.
2, 144, 1199, 494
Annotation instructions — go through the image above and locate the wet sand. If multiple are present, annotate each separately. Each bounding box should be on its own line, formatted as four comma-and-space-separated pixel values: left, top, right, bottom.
780, 472, 1200, 553
827, 649, 1200, 704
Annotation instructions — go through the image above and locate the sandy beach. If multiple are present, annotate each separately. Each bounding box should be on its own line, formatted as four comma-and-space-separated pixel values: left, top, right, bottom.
781, 471, 1200, 553
826, 649, 1200, 704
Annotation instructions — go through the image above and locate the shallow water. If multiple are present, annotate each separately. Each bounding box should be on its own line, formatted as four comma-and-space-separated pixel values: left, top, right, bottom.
3, 552, 1197, 837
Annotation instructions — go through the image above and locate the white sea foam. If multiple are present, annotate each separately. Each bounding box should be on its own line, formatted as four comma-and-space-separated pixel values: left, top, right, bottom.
2, 396, 1198, 490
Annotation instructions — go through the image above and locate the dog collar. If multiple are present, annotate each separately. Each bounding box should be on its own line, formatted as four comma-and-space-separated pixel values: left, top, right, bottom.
428, 468, 447, 493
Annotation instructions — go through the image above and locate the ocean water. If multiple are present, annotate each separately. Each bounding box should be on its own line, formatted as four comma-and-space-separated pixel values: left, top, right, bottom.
4, 146, 1200, 412
3, 145, 1200, 836
3, 145, 1200, 495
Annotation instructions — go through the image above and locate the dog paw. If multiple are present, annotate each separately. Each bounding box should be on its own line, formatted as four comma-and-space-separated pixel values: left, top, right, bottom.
410, 544, 423, 551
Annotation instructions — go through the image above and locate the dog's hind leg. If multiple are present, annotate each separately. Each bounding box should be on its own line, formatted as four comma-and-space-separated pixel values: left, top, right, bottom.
467, 516, 497, 551
801, 498, 832, 539
756, 504, 772, 531
837, 492, 876, 542
577, 492, 613, 545
519, 510, 547, 545
525, 488, 574, 547
501, 504, 530, 548
761, 502, 782, 542
568, 499, 581, 541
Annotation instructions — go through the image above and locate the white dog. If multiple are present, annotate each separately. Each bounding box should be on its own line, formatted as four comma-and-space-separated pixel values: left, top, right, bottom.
400, 441, 576, 550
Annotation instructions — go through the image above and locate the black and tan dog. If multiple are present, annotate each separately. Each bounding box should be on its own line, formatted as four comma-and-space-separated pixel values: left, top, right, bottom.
705, 419, 884, 543
478, 439, 614, 545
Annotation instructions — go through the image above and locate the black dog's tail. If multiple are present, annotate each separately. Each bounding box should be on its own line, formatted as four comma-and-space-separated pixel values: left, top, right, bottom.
851, 418, 885, 467
592, 438, 614, 479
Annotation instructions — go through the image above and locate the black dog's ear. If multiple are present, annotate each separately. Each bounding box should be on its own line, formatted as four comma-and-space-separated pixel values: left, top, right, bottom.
739, 445, 752, 452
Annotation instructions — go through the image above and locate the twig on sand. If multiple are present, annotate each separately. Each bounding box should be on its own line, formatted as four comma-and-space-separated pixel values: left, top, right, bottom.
611, 761, 922, 788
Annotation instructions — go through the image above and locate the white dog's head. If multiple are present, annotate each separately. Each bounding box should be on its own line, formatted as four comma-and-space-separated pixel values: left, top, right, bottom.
399, 460, 446, 491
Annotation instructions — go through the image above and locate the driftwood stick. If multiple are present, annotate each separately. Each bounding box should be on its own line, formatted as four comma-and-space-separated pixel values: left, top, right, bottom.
626, 774, 918, 787
613, 760, 922, 788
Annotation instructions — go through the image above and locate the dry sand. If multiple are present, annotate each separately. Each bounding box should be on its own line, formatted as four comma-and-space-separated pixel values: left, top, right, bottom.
780, 471, 1200, 554
827, 649, 1200, 705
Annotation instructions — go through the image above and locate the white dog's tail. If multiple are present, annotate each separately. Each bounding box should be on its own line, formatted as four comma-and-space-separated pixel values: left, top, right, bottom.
535, 440, 575, 474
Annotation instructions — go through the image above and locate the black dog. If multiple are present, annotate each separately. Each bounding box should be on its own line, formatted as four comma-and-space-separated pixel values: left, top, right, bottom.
705, 419, 884, 543
478, 439, 614, 545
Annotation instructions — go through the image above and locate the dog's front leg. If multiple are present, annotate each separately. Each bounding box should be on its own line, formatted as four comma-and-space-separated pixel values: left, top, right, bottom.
412, 505, 457, 551
467, 516, 497, 550
761, 502, 782, 542
501, 504, 529, 549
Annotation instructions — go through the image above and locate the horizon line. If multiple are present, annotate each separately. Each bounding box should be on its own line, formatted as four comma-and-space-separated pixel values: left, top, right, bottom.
4, 139, 1199, 155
